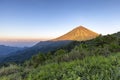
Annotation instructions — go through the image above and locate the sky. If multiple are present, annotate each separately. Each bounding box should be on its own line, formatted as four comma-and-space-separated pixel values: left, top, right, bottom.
0, 0, 120, 46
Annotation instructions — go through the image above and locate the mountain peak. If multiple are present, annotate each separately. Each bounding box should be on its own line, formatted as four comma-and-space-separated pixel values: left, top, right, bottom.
73, 25, 88, 30
76, 25, 85, 28
53, 25, 99, 41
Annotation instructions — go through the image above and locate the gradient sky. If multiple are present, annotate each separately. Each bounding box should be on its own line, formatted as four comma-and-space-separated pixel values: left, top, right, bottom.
0, 0, 120, 46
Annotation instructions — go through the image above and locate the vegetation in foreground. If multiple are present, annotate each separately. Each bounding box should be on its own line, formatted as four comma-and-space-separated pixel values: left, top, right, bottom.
0, 53, 120, 80
0, 32, 120, 80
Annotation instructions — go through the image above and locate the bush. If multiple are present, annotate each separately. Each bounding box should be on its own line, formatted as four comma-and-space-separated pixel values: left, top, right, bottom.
26, 52, 120, 80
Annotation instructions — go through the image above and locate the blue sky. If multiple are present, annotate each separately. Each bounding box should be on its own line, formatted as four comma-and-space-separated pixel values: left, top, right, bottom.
0, 0, 120, 41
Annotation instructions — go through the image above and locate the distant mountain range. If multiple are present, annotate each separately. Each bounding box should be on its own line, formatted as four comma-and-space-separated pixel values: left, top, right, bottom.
0, 45, 25, 56
0, 26, 100, 64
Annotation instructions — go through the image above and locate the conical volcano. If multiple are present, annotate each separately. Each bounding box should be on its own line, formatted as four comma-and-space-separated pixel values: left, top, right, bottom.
53, 26, 99, 41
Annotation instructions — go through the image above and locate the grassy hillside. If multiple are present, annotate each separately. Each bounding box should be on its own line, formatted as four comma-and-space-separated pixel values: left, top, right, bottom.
0, 52, 120, 80
26, 53, 120, 80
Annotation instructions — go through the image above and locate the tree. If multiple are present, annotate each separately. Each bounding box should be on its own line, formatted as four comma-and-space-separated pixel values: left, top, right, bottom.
31, 52, 46, 67
55, 49, 66, 56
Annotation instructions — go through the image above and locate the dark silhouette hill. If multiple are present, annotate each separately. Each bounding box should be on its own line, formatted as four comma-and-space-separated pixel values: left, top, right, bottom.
0, 45, 24, 56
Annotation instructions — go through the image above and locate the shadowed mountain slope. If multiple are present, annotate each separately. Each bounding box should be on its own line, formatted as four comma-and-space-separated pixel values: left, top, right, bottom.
0, 45, 24, 56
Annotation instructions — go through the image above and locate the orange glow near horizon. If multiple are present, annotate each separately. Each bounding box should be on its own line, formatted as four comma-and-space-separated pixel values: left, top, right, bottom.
0, 37, 53, 41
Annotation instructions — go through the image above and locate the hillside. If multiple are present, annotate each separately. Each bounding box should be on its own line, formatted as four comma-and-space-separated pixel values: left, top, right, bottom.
0, 45, 24, 56
0, 31, 120, 80
1, 40, 71, 64
53, 26, 99, 41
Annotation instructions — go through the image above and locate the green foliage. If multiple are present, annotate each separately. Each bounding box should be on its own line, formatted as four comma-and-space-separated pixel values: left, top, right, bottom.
30, 52, 46, 67
0, 64, 23, 80
55, 49, 66, 56
0, 64, 20, 76
0, 53, 120, 80
26, 53, 120, 80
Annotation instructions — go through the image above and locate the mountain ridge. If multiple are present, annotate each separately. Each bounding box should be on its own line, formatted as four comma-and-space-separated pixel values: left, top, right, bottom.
0, 45, 24, 56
